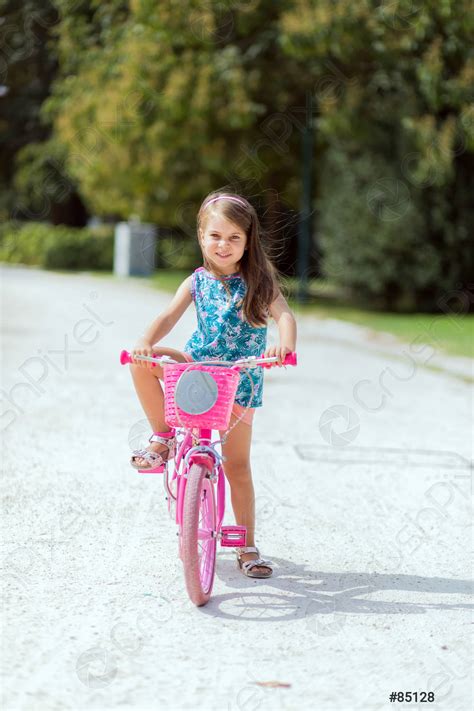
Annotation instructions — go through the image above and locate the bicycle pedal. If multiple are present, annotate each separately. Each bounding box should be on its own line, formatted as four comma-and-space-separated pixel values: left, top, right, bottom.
220, 525, 247, 547
136, 462, 168, 475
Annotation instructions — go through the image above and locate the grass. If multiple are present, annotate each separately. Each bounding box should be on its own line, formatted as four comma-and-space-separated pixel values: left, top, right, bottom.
290, 298, 473, 358
282, 278, 473, 359
91, 268, 474, 359
150, 269, 190, 293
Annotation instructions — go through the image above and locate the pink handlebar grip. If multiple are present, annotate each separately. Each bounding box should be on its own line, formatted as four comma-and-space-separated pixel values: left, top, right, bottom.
120, 350, 132, 365
119, 349, 156, 367
260, 351, 297, 368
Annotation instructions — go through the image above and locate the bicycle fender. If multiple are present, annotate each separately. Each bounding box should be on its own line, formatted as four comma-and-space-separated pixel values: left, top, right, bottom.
188, 453, 214, 471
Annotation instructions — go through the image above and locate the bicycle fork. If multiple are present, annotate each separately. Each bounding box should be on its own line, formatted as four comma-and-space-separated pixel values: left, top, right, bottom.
181, 446, 247, 548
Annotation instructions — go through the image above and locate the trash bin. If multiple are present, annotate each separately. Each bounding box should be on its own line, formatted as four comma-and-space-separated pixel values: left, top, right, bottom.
113, 220, 156, 276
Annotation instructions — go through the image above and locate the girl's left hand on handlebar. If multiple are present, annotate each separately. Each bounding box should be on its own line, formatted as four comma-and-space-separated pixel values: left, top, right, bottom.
262, 345, 292, 367
131, 339, 156, 369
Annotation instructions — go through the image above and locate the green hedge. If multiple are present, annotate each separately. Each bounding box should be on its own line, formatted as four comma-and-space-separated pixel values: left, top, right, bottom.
318, 147, 474, 312
158, 236, 200, 270
0, 221, 114, 270
0, 222, 202, 272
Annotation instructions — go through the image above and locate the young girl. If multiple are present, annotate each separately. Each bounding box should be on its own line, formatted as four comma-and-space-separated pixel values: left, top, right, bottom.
129, 191, 297, 578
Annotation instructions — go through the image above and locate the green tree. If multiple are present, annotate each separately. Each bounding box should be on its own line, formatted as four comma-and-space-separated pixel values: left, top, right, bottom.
46, 0, 306, 234
9, 1, 473, 309
280, 0, 474, 310
0, 0, 89, 223
0, 0, 57, 218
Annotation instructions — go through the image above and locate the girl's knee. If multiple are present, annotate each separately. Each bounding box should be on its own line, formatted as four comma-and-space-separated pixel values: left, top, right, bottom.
129, 362, 162, 379
224, 461, 252, 484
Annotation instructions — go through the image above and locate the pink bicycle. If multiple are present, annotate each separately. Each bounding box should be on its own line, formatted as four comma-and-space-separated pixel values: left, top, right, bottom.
120, 350, 297, 606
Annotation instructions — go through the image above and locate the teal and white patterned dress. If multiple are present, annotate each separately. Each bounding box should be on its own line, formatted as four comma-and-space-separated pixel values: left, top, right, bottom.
184, 267, 267, 407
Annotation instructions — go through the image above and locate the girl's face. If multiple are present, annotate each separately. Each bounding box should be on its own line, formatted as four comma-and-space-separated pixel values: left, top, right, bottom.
199, 213, 247, 275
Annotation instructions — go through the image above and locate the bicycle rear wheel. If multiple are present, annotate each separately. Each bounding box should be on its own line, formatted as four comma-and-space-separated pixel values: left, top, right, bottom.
181, 463, 217, 606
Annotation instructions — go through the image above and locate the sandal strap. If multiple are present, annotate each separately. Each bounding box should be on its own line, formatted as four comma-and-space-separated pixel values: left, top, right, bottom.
149, 433, 176, 447
131, 433, 176, 467
131, 448, 149, 457
236, 547, 273, 568
236, 546, 259, 555
132, 450, 166, 465
242, 558, 273, 572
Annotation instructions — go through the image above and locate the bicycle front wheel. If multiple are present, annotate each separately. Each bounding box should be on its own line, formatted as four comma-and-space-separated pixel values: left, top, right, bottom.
181, 463, 217, 606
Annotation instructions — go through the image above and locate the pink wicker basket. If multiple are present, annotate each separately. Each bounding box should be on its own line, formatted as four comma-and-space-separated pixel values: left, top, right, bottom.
163, 363, 240, 430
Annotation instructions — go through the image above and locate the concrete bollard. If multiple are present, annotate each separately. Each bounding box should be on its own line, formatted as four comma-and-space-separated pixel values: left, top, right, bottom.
113, 220, 156, 277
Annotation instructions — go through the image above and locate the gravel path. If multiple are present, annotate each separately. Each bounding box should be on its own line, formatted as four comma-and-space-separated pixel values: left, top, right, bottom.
1, 265, 472, 711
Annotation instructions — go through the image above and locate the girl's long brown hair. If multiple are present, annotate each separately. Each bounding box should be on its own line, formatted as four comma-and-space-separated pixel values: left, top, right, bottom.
197, 191, 280, 326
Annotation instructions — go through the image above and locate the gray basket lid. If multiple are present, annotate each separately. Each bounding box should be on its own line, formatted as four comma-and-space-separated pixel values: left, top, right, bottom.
174, 369, 219, 415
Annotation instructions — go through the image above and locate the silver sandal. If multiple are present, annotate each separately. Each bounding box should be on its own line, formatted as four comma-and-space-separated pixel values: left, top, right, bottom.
236, 546, 273, 578
130, 431, 176, 473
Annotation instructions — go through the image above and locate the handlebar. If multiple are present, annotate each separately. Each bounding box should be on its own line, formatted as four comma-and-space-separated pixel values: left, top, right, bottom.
120, 350, 297, 369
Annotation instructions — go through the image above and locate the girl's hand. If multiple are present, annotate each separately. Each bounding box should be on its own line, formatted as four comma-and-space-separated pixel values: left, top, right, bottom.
263, 345, 292, 367
132, 339, 155, 369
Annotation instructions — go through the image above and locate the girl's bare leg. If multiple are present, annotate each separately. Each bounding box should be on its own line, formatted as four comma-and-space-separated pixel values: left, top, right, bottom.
129, 347, 188, 466
220, 416, 269, 575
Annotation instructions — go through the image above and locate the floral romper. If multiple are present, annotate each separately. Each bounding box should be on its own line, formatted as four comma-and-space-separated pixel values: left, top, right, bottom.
183, 267, 267, 409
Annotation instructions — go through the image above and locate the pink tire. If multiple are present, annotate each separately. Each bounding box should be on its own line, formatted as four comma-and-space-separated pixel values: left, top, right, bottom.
181, 463, 217, 606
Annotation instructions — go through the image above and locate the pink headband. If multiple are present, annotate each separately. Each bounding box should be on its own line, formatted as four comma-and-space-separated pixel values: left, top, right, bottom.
202, 195, 247, 210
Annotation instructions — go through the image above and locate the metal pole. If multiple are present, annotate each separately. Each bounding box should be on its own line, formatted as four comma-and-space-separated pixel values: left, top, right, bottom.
297, 91, 314, 303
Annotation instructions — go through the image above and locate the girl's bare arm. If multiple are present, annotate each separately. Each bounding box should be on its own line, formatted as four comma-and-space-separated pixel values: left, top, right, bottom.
133, 276, 193, 366
265, 292, 297, 364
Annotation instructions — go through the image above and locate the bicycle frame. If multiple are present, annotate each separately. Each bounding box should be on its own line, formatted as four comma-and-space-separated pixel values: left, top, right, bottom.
165, 426, 244, 547
120, 348, 297, 603
121, 348, 298, 542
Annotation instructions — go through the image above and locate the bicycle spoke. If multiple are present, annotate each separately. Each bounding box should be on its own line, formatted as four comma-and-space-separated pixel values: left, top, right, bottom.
198, 482, 213, 580
198, 528, 212, 540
